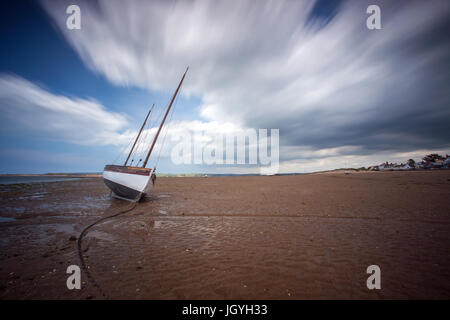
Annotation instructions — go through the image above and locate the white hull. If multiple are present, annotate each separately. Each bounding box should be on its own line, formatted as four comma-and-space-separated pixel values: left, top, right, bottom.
103, 170, 152, 193
103, 166, 153, 201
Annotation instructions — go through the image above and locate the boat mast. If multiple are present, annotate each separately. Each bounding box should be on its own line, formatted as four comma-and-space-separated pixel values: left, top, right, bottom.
124, 104, 154, 166
142, 67, 188, 168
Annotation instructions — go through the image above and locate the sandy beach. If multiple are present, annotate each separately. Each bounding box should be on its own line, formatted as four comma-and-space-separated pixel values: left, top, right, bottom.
1, 171, 449, 299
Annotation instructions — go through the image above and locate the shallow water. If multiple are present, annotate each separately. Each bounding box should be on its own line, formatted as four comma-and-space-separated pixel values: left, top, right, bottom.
0, 176, 82, 185
0, 181, 111, 216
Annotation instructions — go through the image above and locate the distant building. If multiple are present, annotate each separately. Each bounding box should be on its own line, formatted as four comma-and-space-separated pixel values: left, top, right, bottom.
444, 157, 450, 168
370, 153, 449, 171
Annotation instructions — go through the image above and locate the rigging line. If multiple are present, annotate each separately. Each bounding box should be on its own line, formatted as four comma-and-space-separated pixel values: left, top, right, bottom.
133, 119, 151, 163
147, 103, 166, 144
134, 106, 158, 163
133, 105, 156, 162
112, 131, 137, 165
145, 105, 165, 149
136, 117, 150, 158
77, 201, 138, 299
141, 104, 166, 166
141, 104, 164, 156
154, 82, 182, 168
154, 84, 182, 166
129, 105, 157, 164
150, 104, 165, 131
135, 105, 163, 162
141, 119, 155, 160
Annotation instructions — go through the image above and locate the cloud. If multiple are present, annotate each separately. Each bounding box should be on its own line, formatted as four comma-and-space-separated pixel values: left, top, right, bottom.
0, 74, 131, 145
40, 0, 450, 171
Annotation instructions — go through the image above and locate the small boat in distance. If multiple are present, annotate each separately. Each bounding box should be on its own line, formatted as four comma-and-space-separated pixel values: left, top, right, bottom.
103, 68, 188, 201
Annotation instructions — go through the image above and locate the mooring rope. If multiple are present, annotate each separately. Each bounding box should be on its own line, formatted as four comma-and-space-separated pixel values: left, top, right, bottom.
77, 201, 138, 299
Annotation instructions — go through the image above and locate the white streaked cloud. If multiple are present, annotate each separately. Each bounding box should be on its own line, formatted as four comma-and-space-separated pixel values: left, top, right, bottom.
0, 74, 131, 146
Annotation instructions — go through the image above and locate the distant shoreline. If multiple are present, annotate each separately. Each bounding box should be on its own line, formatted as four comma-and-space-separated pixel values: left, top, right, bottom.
0, 173, 102, 178
1, 168, 448, 178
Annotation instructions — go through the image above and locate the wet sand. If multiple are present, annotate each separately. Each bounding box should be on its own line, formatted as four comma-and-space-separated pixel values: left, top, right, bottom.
1, 171, 450, 299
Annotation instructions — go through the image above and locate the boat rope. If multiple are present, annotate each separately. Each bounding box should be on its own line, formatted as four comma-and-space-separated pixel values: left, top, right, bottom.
154, 82, 183, 169
77, 201, 138, 299
125, 105, 158, 165
132, 106, 158, 164
132, 119, 151, 164
134, 105, 164, 164
112, 132, 136, 165
141, 105, 165, 163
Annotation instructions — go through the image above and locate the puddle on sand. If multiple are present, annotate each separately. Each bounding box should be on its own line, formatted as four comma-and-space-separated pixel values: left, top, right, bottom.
87, 230, 116, 242
37, 194, 110, 213
3, 207, 26, 214
17, 192, 50, 200
39, 223, 76, 235
154, 221, 163, 228
2, 194, 110, 217
83, 194, 110, 202
153, 220, 179, 229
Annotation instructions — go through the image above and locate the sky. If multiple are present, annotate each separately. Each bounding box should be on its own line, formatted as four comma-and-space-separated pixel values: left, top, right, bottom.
0, 0, 449, 174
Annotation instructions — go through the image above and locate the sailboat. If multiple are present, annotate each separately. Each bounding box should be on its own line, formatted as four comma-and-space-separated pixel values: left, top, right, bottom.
103, 67, 188, 201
